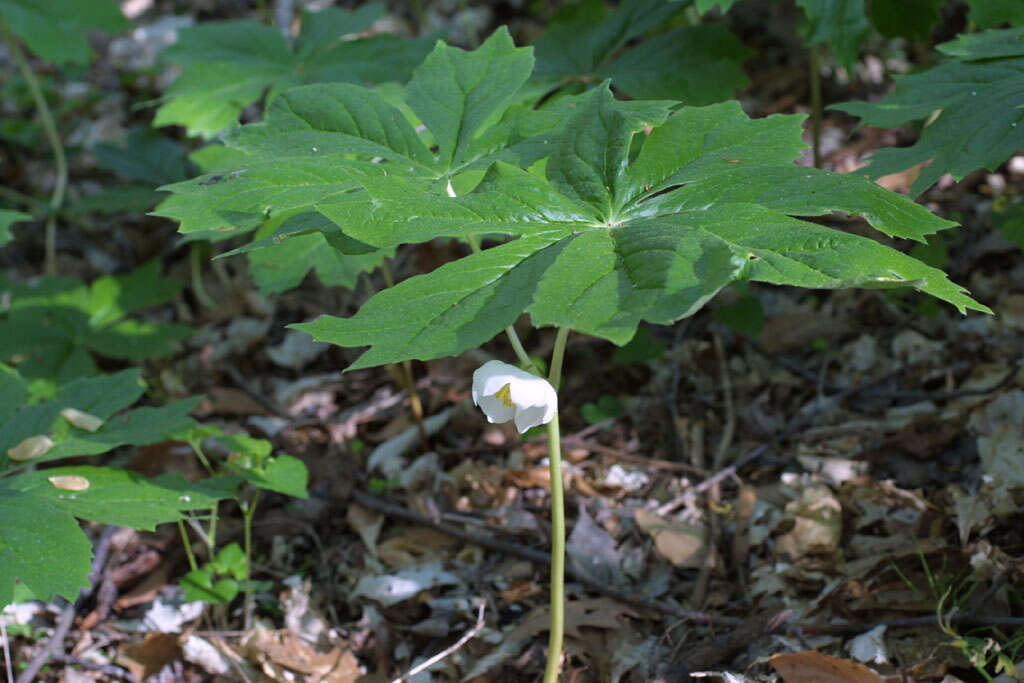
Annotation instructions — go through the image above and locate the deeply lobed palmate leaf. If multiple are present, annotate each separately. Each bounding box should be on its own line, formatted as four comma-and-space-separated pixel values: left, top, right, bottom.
833, 28, 1024, 196
294, 86, 987, 370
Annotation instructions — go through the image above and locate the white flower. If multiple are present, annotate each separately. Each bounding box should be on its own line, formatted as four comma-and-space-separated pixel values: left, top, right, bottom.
472, 360, 557, 433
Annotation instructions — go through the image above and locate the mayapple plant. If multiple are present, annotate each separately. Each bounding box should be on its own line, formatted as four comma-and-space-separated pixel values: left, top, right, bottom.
162, 28, 989, 681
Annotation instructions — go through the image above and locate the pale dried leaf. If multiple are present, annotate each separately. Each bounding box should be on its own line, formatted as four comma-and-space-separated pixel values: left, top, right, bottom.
7, 435, 54, 461
48, 475, 90, 491
634, 507, 707, 568
60, 408, 104, 432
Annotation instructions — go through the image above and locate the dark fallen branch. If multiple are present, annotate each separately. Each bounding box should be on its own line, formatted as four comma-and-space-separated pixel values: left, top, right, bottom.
49, 653, 138, 682
351, 490, 742, 627
353, 490, 1024, 642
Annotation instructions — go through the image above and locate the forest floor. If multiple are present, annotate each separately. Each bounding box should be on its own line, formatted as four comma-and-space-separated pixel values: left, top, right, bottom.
2, 1, 1024, 682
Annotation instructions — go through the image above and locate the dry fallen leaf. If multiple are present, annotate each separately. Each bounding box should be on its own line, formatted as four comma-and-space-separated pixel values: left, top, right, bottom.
48, 475, 90, 491
7, 435, 54, 461
634, 507, 708, 568
775, 486, 842, 560
118, 633, 181, 681
346, 503, 384, 557
60, 408, 104, 432
244, 626, 361, 682
769, 651, 886, 683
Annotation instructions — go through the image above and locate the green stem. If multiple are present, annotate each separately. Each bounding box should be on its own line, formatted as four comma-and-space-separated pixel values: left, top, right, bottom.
542, 328, 569, 682
177, 520, 200, 572
505, 326, 534, 369
207, 501, 219, 553
1, 22, 67, 275
549, 327, 570, 391
242, 491, 261, 631
809, 43, 823, 169
189, 243, 217, 309
542, 415, 565, 682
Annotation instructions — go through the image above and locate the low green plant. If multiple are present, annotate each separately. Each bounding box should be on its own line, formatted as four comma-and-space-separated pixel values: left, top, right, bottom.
166, 25, 989, 679
532, 0, 749, 103
893, 550, 1023, 682
0, 261, 192, 392
834, 27, 1024, 196
173, 427, 308, 629
0, 366, 231, 608
153, 3, 434, 139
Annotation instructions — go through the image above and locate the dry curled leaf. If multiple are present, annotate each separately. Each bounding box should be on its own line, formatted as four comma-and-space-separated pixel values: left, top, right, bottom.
48, 475, 91, 491
60, 408, 104, 432
7, 435, 54, 462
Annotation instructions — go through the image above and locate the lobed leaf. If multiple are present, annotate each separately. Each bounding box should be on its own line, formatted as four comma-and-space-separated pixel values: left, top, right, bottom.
299, 87, 985, 369
0, 0, 129, 65
154, 5, 433, 138
833, 33, 1024, 195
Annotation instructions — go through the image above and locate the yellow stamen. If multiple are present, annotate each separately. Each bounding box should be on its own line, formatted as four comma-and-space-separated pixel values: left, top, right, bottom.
493, 383, 515, 408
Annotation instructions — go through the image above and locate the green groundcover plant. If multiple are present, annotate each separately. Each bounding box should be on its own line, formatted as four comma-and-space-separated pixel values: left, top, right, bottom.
0, 367, 233, 607
161, 26, 989, 679
834, 27, 1024, 196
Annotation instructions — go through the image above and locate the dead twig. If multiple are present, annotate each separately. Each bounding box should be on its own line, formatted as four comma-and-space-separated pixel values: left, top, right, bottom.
351, 490, 742, 628
16, 526, 117, 683
390, 600, 486, 683
48, 653, 138, 682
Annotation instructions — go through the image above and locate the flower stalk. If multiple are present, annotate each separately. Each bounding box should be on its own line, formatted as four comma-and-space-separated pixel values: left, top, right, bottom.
542, 327, 569, 682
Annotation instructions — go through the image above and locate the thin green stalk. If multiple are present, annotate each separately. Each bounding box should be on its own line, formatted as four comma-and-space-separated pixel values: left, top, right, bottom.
809, 43, 823, 169
505, 325, 534, 369
242, 491, 261, 632
1, 22, 67, 275
207, 501, 219, 552
543, 328, 569, 682
542, 415, 565, 682
188, 439, 219, 557
177, 520, 200, 572
189, 243, 217, 309
549, 327, 570, 390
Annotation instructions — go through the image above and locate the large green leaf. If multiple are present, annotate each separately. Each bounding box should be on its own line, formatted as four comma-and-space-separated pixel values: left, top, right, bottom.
532, 0, 748, 103
0, 486, 92, 606
0, 208, 31, 246
0, 369, 199, 469
154, 4, 433, 138
832, 29, 1024, 196
0, 262, 191, 385
796, 0, 871, 67
0, 0, 129, 65
8, 467, 234, 530
295, 87, 985, 369
154, 28, 543, 236
0, 466, 234, 607
243, 212, 391, 295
